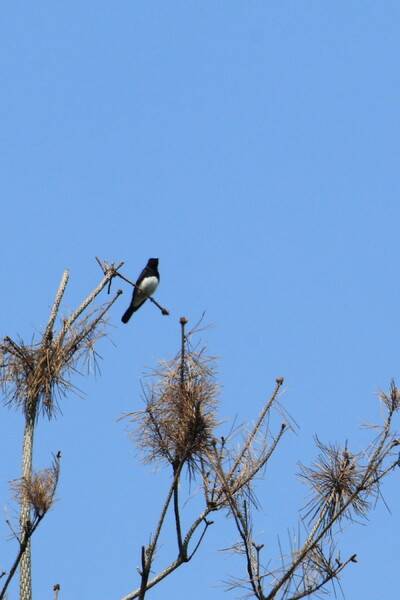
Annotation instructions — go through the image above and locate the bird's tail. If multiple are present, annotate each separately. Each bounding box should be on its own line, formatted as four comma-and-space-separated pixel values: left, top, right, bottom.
121, 306, 135, 324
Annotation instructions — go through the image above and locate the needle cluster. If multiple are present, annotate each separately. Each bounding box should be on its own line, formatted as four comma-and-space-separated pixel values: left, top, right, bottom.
129, 347, 220, 473
0, 307, 108, 418
11, 453, 61, 520
299, 438, 369, 524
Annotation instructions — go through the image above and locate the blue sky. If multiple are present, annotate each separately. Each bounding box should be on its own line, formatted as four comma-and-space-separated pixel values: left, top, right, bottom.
0, 2, 399, 599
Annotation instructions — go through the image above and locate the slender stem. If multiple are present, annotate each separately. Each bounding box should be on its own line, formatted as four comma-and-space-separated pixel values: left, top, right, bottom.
265, 427, 396, 600
43, 270, 69, 345
0, 515, 43, 600
230, 423, 287, 498
265, 491, 336, 600
179, 318, 187, 388
172, 318, 188, 554
220, 379, 283, 498
287, 553, 356, 600
186, 519, 212, 561
173, 467, 183, 554
57, 262, 124, 340
209, 448, 262, 598
279, 411, 397, 600
181, 507, 212, 551
138, 463, 183, 600
151, 464, 183, 560
53, 584, 61, 600
120, 506, 213, 600
19, 398, 38, 600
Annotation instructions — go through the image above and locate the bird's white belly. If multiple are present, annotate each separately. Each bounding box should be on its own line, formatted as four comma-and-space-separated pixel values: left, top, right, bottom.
133, 276, 159, 305
140, 276, 158, 295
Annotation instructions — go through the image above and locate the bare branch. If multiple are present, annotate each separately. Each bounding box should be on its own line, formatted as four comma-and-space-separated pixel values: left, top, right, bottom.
221, 378, 285, 497
115, 271, 169, 316
58, 260, 123, 338
43, 270, 69, 346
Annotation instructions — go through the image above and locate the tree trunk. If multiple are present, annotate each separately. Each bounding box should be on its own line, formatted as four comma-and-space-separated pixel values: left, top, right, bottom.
19, 400, 37, 600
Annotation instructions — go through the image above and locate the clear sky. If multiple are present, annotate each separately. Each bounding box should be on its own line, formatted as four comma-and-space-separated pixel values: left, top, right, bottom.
0, 2, 399, 599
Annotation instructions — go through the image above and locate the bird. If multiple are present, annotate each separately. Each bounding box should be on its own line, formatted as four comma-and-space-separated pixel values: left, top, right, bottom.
121, 258, 160, 323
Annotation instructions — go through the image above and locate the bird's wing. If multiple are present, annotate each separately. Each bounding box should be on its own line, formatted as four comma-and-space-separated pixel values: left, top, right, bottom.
131, 266, 150, 299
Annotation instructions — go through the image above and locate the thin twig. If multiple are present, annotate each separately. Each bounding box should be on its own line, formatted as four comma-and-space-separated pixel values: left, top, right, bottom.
221, 378, 284, 495
58, 261, 124, 339
173, 465, 183, 554
266, 405, 397, 600
287, 554, 357, 600
0, 514, 44, 600
209, 448, 263, 599
115, 272, 169, 316
138, 462, 184, 600
186, 519, 213, 561
53, 583, 60, 600
43, 270, 69, 346
120, 506, 214, 600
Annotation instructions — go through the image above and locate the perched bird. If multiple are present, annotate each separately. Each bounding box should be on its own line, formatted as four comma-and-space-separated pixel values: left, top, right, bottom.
121, 258, 160, 323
